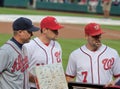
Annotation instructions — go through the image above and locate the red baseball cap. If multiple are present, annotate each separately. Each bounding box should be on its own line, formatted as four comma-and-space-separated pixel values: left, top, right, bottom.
40, 16, 63, 30
85, 23, 103, 36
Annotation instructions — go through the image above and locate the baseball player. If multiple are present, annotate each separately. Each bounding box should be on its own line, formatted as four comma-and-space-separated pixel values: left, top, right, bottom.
0, 17, 39, 89
22, 16, 63, 89
65, 23, 120, 85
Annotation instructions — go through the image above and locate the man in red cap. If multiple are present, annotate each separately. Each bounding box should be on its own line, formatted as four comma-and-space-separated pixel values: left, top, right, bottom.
65, 23, 120, 87
22, 16, 63, 89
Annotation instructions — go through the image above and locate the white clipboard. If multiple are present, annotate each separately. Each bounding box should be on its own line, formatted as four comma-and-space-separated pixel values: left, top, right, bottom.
35, 63, 68, 89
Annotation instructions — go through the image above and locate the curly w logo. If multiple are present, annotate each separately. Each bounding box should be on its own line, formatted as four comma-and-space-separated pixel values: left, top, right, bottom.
102, 58, 114, 70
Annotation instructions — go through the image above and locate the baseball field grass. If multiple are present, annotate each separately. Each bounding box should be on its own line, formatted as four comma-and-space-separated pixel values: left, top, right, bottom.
0, 7, 120, 70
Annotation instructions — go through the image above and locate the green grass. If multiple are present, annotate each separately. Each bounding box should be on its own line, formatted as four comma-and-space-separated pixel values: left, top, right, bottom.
58, 38, 86, 69
0, 34, 119, 70
0, 34, 11, 45
101, 25, 120, 31
0, 7, 120, 20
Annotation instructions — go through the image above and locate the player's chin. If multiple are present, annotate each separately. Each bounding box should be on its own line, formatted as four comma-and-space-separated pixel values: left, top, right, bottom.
96, 42, 101, 47
24, 38, 31, 43
52, 37, 58, 40
52, 38, 57, 41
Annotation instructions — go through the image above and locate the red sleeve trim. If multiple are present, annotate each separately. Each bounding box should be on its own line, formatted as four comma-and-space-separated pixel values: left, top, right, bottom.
65, 74, 75, 78
114, 74, 120, 78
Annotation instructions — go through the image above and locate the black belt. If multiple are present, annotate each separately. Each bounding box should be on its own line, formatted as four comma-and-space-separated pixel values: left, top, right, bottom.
30, 87, 37, 89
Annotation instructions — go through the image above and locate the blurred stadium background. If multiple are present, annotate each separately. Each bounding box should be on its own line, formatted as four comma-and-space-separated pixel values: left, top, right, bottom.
0, 0, 120, 16
0, 0, 120, 89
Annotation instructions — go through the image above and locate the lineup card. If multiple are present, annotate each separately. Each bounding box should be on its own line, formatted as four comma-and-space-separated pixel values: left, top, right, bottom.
35, 63, 68, 89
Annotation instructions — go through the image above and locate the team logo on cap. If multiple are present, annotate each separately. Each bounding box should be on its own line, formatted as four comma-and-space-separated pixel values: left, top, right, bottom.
54, 19, 58, 24
94, 25, 100, 30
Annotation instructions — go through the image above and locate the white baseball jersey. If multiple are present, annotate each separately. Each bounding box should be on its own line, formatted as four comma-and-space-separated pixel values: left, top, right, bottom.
23, 37, 62, 88
0, 40, 29, 89
66, 44, 120, 85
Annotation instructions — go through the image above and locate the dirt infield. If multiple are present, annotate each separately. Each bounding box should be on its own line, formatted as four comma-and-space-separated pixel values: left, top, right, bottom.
0, 22, 120, 40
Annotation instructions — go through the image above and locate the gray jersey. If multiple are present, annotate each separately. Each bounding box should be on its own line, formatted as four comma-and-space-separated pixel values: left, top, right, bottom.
0, 40, 29, 89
